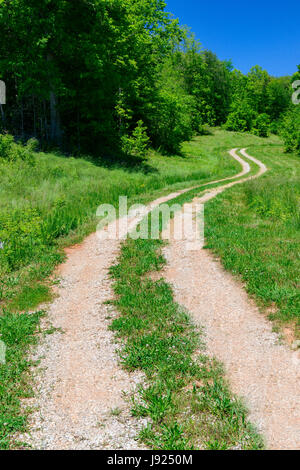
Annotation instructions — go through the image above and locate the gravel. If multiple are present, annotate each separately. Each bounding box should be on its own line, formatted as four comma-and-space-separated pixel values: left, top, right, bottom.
162, 149, 300, 450
19, 188, 196, 450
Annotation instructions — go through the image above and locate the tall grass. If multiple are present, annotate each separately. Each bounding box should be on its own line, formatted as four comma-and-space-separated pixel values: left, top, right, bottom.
244, 177, 300, 228
0, 130, 240, 449
205, 138, 300, 334
0, 309, 43, 449
0, 134, 239, 311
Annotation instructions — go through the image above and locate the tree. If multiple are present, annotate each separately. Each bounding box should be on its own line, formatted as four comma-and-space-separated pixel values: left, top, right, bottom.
281, 106, 300, 155
246, 66, 270, 114
225, 100, 256, 132
0, 0, 183, 154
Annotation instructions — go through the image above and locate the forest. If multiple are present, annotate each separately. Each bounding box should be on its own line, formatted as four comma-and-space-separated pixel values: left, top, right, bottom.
0, 0, 299, 157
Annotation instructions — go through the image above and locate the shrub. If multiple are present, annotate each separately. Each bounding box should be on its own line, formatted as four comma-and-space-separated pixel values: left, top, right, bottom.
280, 106, 300, 155
26, 137, 39, 152
0, 134, 37, 165
269, 119, 281, 135
0, 208, 43, 272
252, 113, 270, 137
121, 120, 150, 159
0, 134, 15, 160
225, 101, 256, 132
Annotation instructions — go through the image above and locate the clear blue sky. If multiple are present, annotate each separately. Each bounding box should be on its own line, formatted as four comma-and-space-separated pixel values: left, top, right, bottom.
165, 0, 299, 77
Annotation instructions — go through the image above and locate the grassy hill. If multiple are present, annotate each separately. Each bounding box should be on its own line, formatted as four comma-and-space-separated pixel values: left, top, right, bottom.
0, 129, 299, 449
0, 134, 239, 312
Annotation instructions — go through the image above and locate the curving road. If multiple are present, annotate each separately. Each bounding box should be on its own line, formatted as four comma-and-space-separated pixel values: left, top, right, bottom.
162, 148, 299, 450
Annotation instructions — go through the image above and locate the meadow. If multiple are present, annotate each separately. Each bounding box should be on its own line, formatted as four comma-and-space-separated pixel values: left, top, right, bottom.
0, 128, 299, 449
109, 129, 300, 449
0, 132, 239, 449
204, 131, 300, 338
0, 136, 239, 313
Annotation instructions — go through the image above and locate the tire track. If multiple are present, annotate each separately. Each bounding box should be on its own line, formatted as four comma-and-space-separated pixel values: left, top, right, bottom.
162, 149, 300, 450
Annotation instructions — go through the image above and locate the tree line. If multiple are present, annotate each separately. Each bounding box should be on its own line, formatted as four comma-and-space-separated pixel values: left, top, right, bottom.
0, 0, 299, 157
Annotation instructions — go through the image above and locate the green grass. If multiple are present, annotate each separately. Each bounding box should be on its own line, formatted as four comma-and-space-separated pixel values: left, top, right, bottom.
0, 136, 239, 313
204, 131, 300, 337
110, 231, 263, 450
1, 127, 298, 449
0, 309, 43, 449
0, 131, 240, 449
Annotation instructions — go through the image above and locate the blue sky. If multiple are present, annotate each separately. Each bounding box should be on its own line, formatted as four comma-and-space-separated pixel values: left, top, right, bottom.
165, 0, 299, 77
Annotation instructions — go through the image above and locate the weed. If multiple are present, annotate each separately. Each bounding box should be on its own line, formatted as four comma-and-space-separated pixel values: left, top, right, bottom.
110, 407, 122, 417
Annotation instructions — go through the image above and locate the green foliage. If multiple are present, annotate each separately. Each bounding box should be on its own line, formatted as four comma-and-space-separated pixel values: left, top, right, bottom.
0, 0, 184, 154
281, 106, 300, 154
0, 309, 43, 449
148, 63, 195, 153
110, 203, 263, 449
269, 119, 282, 135
225, 101, 256, 132
0, 208, 43, 272
171, 39, 232, 128
246, 66, 270, 114
0, 1, 296, 152
252, 113, 270, 137
121, 120, 150, 159
225, 66, 293, 138
0, 134, 36, 165
266, 76, 291, 121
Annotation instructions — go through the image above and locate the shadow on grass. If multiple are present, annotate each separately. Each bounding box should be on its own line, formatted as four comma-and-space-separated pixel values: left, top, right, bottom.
44, 146, 160, 175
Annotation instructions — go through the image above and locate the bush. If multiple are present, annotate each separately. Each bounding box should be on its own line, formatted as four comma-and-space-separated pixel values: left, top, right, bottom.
0, 208, 43, 272
252, 113, 270, 137
281, 106, 300, 155
149, 89, 194, 154
225, 101, 256, 132
121, 120, 150, 159
26, 137, 39, 152
0, 134, 15, 160
269, 119, 281, 135
0, 134, 37, 165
